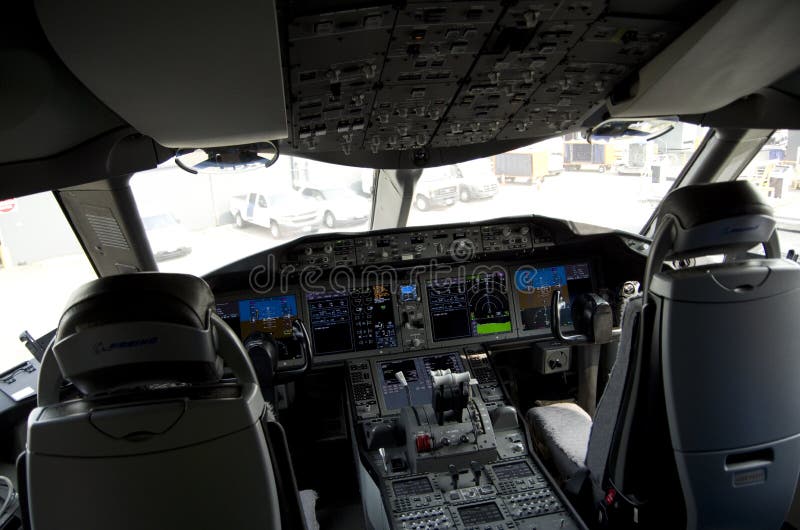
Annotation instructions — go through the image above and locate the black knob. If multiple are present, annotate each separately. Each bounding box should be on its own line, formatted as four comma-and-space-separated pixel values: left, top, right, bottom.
470, 461, 483, 485
449, 464, 459, 489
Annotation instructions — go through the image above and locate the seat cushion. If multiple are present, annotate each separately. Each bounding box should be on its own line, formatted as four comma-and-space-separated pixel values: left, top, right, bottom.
527, 403, 592, 480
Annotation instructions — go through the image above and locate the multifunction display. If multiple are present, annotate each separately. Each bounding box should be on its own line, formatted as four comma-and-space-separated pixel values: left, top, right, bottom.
215, 295, 298, 340
307, 285, 398, 355
377, 352, 464, 411
392, 477, 434, 497
458, 503, 504, 525
514, 263, 593, 332
426, 271, 512, 342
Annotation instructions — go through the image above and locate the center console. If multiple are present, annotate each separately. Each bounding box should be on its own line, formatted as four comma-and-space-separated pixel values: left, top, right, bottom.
347, 347, 584, 530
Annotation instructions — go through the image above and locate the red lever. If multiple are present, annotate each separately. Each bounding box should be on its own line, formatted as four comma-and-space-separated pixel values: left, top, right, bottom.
415, 433, 432, 452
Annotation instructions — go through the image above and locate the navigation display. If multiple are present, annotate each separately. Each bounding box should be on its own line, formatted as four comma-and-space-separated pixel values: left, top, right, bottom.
514, 263, 593, 332
214, 295, 299, 340
377, 352, 464, 410
426, 271, 512, 342
307, 285, 398, 355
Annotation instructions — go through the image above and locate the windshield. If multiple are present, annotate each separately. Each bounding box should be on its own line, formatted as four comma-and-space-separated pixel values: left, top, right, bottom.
737, 129, 800, 254
142, 214, 177, 231
409, 125, 707, 234
0, 192, 96, 374
131, 156, 374, 276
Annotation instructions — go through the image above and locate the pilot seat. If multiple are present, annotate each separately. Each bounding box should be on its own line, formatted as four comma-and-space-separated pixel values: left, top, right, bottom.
527, 181, 800, 529
19, 273, 316, 530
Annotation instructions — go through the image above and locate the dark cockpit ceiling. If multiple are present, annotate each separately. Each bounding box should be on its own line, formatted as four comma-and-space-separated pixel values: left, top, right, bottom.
3, 0, 800, 200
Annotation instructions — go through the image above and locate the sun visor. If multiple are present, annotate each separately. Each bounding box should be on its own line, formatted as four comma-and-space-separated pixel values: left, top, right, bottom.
607, 0, 800, 118
35, 0, 287, 148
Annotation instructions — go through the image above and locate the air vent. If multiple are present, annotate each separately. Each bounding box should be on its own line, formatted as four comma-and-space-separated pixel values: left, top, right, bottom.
86, 212, 130, 250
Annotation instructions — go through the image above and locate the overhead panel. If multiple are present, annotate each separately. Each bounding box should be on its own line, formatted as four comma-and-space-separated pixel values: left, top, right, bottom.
283, 0, 714, 159
369, 1, 502, 154
288, 5, 394, 155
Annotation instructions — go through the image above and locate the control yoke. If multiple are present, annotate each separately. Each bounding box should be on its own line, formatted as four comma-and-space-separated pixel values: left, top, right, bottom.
550, 290, 613, 344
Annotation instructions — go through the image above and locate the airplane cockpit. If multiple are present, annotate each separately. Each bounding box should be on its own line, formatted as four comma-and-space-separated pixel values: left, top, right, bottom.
1, 1, 800, 529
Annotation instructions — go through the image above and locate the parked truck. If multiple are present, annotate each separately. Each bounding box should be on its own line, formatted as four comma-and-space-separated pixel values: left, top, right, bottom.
493, 150, 550, 184
230, 190, 320, 238
616, 141, 659, 176
563, 140, 615, 172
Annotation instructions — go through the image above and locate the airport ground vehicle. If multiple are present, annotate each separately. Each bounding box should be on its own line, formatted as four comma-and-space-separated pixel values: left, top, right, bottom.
230, 190, 320, 237
494, 150, 550, 184
413, 167, 458, 210
2, 2, 800, 530
299, 187, 370, 227
563, 141, 615, 173
141, 213, 192, 261
454, 159, 498, 201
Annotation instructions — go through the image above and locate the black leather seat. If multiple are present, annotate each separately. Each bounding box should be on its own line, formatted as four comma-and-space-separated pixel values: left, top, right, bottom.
21, 273, 310, 530
529, 181, 800, 529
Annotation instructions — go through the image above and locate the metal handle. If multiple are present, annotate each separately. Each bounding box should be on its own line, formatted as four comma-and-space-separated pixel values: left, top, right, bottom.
550, 290, 588, 343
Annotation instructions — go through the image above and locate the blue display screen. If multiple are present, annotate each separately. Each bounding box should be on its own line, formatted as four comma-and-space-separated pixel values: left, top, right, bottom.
514, 263, 592, 332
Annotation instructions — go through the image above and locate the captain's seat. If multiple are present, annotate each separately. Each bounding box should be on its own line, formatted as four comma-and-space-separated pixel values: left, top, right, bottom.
20, 273, 313, 530
528, 181, 800, 529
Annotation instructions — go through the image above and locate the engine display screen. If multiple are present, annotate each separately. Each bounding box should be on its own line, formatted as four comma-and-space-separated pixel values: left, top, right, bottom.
307, 285, 398, 355
458, 503, 504, 525
377, 352, 464, 411
514, 263, 593, 332
392, 477, 433, 497
215, 295, 298, 340
426, 271, 512, 342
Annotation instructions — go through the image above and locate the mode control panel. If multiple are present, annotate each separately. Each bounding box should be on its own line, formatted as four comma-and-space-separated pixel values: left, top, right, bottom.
292, 238, 357, 268
481, 224, 533, 253
280, 222, 556, 270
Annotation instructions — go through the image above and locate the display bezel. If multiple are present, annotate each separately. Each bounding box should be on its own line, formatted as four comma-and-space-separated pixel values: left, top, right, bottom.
302, 280, 405, 359
419, 263, 519, 349
511, 260, 597, 338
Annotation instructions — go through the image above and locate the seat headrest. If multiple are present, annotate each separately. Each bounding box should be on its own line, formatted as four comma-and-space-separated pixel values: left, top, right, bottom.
654, 181, 776, 258
52, 273, 223, 395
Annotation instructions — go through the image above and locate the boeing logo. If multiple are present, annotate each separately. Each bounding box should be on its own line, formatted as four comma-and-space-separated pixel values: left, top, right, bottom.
94, 337, 159, 354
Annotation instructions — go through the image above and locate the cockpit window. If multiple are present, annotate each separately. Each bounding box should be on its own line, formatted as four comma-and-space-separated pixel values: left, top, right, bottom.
0, 192, 96, 374
736, 129, 800, 254
408, 125, 708, 234
130, 155, 374, 276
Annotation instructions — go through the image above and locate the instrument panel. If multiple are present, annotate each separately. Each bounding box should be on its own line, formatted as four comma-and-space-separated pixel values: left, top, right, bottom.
215, 259, 595, 364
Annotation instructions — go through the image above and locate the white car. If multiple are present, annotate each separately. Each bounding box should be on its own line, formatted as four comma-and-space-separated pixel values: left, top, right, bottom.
141, 213, 192, 261
299, 187, 371, 228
